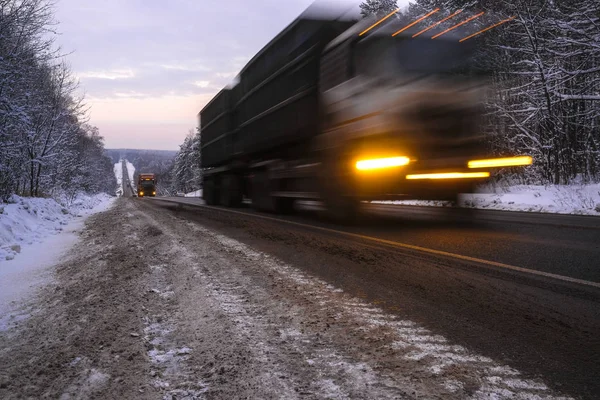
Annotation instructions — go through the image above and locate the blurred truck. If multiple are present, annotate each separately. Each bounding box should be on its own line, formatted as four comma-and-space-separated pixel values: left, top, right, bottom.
137, 173, 156, 197
199, 11, 531, 219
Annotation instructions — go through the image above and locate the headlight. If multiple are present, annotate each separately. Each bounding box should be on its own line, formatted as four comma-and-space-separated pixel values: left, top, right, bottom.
468, 156, 532, 169
356, 156, 411, 171
406, 172, 490, 180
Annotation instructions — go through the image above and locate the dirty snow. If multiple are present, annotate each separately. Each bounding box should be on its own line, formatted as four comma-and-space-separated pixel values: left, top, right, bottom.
375, 183, 600, 215
186, 222, 573, 400
1, 195, 579, 398
125, 160, 135, 184
0, 193, 115, 324
113, 161, 123, 196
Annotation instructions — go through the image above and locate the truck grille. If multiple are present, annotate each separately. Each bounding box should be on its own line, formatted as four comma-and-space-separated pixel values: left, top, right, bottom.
413, 103, 484, 159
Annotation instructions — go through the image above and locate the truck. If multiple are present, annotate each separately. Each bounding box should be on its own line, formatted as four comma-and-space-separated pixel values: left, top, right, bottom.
137, 173, 157, 197
200, 10, 531, 219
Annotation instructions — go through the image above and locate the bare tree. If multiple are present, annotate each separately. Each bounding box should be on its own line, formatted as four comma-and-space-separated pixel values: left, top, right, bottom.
0, 0, 115, 200
359, 0, 399, 18
406, 0, 600, 184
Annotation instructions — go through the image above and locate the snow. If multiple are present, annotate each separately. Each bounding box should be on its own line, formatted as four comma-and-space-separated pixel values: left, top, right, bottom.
114, 162, 123, 196
190, 222, 573, 399
0, 192, 115, 261
114, 159, 137, 196
114, 159, 136, 196
0, 193, 115, 325
374, 183, 600, 215
125, 160, 135, 185
184, 189, 203, 198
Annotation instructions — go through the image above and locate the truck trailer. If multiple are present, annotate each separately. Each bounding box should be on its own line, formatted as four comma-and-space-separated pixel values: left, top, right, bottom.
200, 11, 531, 219
137, 173, 156, 197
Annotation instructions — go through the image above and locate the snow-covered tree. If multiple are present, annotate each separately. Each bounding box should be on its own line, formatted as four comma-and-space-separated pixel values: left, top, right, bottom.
171, 128, 202, 194
359, 0, 399, 18
404, 0, 600, 184
0, 0, 115, 200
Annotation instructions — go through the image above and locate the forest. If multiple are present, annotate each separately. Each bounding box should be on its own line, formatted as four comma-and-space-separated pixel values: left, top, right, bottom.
0, 0, 115, 201
169, 129, 202, 195
362, 0, 600, 185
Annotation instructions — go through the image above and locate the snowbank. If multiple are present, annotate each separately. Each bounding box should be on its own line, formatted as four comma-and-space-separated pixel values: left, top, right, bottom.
184, 189, 203, 198
0, 193, 115, 262
374, 184, 600, 216
114, 162, 123, 196
126, 160, 135, 184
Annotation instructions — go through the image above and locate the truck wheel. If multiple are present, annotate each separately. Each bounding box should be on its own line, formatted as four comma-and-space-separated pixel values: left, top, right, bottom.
221, 174, 243, 207
251, 171, 269, 211
273, 197, 294, 215
323, 195, 360, 223
204, 179, 219, 205
250, 171, 289, 213
317, 153, 360, 222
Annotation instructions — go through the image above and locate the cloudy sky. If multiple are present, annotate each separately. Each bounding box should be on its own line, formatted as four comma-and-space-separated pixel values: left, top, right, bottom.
53, 0, 385, 150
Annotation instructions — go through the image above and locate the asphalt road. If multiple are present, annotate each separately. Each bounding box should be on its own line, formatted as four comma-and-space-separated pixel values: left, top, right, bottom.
146, 196, 600, 399
152, 197, 600, 284
121, 160, 135, 196
325, 202, 600, 284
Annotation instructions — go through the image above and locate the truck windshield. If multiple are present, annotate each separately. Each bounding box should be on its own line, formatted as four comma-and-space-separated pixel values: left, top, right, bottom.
353, 36, 487, 81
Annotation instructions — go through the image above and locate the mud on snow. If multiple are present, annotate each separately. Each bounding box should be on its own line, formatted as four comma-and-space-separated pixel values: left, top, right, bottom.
0, 197, 574, 399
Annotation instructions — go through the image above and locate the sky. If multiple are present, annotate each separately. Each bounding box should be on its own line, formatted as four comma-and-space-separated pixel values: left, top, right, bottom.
54, 0, 405, 150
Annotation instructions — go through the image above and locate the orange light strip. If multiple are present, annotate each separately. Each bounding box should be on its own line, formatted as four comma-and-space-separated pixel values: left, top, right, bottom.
431, 11, 484, 39
406, 172, 490, 180
459, 16, 516, 42
392, 8, 440, 37
468, 156, 532, 169
359, 8, 400, 36
356, 156, 411, 171
412, 9, 463, 38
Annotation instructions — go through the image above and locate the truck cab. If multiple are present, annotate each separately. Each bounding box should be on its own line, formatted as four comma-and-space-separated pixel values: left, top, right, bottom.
137, 173, 157, 197
317, 23, 491, 204
199, 13, 531, 219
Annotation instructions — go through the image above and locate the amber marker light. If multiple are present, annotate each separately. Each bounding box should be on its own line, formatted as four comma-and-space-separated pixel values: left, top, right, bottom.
392, 8, 440, 37
468, 156, 533, 169
413, 9, 463, 38
356, 156, 411, 171
359, 8, 400, 36
406, 172, 490, 180
459, 16, 516, 42
431, 11, 484, 39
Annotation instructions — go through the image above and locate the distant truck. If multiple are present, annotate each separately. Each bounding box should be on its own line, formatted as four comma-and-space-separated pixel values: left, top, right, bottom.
200, 12, 531, 219
137, 173, 157, 197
